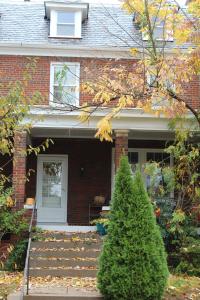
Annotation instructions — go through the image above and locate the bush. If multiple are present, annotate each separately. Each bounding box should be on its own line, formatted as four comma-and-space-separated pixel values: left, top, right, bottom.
0, 187, 28, 241
170, 236, 200, 277
98, 156, 169, 300
5, 239, 28, 271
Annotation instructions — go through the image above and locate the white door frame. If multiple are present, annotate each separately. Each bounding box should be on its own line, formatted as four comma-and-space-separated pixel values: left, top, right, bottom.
36, 154, 68, 223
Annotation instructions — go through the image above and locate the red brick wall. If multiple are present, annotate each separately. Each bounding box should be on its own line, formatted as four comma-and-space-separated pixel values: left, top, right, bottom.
0, 55, 199, 109
115, 132, 128, 169
26, 138, 112, 225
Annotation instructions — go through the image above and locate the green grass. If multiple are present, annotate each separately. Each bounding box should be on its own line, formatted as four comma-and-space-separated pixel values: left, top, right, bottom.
165, 274, 200, 299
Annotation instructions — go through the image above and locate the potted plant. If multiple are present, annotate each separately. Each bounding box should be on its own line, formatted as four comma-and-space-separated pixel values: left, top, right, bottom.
91, 218, 109, 236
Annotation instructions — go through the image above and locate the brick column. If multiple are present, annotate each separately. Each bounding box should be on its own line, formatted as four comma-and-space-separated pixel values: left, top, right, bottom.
114, 130, 129, 171
13, 130, 27, 209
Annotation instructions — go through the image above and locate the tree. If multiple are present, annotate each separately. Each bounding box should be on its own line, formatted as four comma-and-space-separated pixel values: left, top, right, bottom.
81, 0, 200, 140
98, 156, 169, 300
80, 0, 200, 211
0, 57, 52, 186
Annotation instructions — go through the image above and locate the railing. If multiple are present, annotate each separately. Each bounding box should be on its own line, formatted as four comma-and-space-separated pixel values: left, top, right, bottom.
21, 202, 37, 299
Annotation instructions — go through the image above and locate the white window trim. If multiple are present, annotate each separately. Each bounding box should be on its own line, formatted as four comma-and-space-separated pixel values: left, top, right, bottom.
50, 9, 82, 38
50, 62, 80, 107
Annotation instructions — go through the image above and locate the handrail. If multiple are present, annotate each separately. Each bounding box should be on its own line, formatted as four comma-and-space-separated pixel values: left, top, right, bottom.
21, 202, 37, 299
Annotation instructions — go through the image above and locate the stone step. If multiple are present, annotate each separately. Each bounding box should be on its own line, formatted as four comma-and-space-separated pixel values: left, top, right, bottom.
30, 258, 97, 268
30, 249, 100, 259
29, 268, 97, 278
33, 232, 101, 241
23, 287, 103, 300
31, 241, 101, 250
24, 295, 103, 300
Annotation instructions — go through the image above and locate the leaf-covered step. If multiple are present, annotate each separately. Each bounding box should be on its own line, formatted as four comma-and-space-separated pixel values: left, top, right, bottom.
30, 249, 100, 259
33, 232, 101, 242
29, 258, 97, 268
29, 268, 97, 278
31, 241, 102, 250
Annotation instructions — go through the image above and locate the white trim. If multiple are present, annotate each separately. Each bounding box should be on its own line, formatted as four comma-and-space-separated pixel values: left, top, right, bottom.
50, 62, 80, 106
36, 225, 96, 232
50, 10, 82, 38
0, 42, 132, 58
36, 154, 68, 224
45, 2, 89, 20
25, 106, 194, 132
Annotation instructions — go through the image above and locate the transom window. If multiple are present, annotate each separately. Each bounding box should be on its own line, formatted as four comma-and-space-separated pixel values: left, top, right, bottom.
50, 62, 80, 106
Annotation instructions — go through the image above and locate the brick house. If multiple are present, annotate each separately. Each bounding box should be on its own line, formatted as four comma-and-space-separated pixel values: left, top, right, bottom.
0, 0, 199, 229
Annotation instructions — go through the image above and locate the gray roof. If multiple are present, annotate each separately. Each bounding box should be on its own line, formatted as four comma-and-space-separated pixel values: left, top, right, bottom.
0, 1, 141, 49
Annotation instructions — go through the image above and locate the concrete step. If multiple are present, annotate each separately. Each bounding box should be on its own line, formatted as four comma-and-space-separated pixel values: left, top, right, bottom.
24, 296, 103, 300
31, 241, 102, 250
33, 232, 101, 241
30, 258, 97, 268
30, 249, 100, 259
29, 268, 97, 277
23, 287, 103, 300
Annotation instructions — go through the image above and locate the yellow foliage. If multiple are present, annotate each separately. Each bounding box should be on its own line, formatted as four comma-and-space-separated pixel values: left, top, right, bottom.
95, 117, 113, 142
6, 196, 15, 208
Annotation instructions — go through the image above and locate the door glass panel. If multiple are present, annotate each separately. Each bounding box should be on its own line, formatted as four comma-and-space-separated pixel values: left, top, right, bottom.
128, 152, 139, 175
42, 162, 62, 208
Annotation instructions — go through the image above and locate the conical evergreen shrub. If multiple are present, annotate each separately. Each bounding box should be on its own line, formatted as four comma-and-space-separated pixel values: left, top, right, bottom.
98, 156, 169, 300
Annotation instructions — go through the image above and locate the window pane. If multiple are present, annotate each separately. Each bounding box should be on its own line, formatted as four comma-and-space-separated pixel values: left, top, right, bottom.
57, 11, 75, 23
54, 65, 77, 86
154, 26, 164, 39
147, 152, 170, 166
128, 152, 138, 164
128, 152, 139, 175
42, 162, 62, 208
57, 24, 75, 36
53, 86, 77, 105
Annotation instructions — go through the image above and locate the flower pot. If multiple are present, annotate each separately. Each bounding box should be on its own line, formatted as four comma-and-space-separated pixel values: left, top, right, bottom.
96, 223, 107, 236
25, 198, 35, 206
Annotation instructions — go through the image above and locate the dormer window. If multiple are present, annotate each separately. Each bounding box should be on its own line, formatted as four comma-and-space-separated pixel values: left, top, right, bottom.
57, 11, 76, 36
142, 19, 173, 42
45, 1, 89, 38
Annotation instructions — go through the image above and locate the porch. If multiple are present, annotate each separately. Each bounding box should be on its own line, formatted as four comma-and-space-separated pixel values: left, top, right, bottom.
12, 125, 173, 227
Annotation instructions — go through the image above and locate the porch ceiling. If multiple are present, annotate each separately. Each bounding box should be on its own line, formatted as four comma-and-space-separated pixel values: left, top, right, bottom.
30, 128, 174, 141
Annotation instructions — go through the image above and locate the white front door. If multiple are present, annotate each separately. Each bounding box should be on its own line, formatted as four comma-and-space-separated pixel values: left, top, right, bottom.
36, 155, 68, 223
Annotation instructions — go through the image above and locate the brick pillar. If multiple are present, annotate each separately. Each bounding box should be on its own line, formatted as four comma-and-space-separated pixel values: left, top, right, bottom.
114, 130, 129, 171
13, 130, 27, 209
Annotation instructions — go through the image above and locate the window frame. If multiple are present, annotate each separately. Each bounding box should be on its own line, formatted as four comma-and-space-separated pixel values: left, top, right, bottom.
50, 9, 82, 38
50, 62, 80, 107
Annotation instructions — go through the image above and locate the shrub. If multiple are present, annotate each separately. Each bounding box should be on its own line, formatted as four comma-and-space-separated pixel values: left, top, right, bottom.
98, 156, 169, 300
5, 239, 28, 271
0, 187, 28, 241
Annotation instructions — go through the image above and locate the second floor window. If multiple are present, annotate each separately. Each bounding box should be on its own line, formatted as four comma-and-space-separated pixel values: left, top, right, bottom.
50, 62, 80, 106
